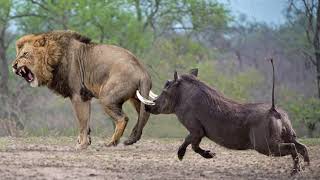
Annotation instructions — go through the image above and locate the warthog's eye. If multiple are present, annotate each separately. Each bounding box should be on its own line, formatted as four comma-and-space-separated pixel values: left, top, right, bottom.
164, 80, 170, 88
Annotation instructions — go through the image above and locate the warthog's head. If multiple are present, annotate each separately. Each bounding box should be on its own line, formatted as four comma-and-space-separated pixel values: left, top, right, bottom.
145, 69, 198, 114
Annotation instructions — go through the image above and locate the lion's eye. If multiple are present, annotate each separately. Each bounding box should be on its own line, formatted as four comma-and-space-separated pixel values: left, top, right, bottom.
23, 52, 28, 56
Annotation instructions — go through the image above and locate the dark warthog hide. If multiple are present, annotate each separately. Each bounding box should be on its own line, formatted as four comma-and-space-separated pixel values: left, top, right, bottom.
145, 64, 310, 175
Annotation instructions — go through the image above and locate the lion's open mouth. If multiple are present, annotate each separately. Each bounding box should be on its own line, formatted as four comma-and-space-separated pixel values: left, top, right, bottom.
16, 66, 34, 83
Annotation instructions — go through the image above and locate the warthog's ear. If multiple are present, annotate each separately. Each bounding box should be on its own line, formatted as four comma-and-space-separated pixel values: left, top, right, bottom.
33, 36, 46, 47
174, 71, 178, 81
189, 68, 198, 77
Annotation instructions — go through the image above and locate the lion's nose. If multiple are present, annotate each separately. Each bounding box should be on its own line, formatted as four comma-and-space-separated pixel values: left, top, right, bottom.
12, 62, 18, 73
12, 62, 18, 70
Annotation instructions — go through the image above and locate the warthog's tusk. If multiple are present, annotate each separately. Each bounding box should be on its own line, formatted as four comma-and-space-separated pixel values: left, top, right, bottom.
136, 90, 155, 105
149, 91, 158, 100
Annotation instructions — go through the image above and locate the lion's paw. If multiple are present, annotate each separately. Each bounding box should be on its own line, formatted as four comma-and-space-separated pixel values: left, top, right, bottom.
75, 135, 91, 150
75, 142, 89, 150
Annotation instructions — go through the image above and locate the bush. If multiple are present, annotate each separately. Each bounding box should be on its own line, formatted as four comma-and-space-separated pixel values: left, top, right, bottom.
284, 97, 320, 137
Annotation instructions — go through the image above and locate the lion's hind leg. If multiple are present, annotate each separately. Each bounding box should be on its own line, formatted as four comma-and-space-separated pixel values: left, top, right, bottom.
103, 104, 128, 146
99, 80, 133, 147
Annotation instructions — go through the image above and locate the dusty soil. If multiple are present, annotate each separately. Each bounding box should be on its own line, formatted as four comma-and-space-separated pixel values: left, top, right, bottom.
0, 137, 318, 180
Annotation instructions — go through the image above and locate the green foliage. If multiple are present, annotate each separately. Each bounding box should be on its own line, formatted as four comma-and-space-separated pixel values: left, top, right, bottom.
141, 35, 263, 104
290, 98, 320, 125
298, 138, 320, 146
282, 96, 320, 137
198, 62, 263, 101
278, 87, 320, 137
0, 0, 12, 19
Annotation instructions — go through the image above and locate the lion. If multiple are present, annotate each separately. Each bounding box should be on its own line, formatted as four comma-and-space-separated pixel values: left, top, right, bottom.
12, 30, 158, 149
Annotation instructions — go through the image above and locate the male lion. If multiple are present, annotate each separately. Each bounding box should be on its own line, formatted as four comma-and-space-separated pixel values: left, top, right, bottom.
12, 30, 157, 149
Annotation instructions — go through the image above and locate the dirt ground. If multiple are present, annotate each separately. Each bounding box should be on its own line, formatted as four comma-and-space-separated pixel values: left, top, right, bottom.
0, 137, 319, 180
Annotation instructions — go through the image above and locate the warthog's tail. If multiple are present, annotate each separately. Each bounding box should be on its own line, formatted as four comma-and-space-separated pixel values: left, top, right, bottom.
269, 58, 281, 119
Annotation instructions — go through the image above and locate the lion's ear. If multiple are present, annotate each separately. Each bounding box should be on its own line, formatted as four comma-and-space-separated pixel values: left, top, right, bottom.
33, 36, 46, 47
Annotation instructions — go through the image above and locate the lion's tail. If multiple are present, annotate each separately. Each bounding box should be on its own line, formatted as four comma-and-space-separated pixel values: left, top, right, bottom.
139, 75, 152, 127
131, 75, 151, 144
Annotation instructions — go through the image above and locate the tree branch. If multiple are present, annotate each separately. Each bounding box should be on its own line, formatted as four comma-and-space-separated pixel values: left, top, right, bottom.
301, 49, 317, 65
30, 0, 52, 13
9, 13, 45, 19
143, 0, 161, 32
302, 0, 315, 39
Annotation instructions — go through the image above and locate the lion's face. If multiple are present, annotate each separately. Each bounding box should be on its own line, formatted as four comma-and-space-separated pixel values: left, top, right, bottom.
12, 35, 54, 87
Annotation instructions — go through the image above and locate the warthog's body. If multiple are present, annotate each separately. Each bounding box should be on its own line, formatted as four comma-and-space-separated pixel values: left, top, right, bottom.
144, 67, 309, 174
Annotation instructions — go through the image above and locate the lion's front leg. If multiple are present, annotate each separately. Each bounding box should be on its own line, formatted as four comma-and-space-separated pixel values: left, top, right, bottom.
71, 95, 91, 150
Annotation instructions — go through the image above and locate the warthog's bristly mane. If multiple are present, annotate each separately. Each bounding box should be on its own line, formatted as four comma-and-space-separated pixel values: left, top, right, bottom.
180, 74, 242, 108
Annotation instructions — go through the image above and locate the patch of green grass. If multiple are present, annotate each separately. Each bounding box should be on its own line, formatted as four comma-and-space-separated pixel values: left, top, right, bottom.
298, 138, 320, 146
0, 138, 10, 150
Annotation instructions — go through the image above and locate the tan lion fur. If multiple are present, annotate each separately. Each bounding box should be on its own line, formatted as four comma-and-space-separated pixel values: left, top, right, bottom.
12, 30, 153, 148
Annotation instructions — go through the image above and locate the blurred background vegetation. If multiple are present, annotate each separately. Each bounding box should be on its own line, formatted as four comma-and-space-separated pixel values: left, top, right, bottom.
0, 0, 319, 139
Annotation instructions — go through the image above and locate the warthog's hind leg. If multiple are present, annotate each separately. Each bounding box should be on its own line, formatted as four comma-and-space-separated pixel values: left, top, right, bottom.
177, 134, 192, 160
293, 139, 310, 166
277, 143, 301, 175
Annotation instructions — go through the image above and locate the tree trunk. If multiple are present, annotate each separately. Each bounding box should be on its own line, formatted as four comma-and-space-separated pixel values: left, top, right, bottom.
235, 50, 243, 70
134, 0, 142, 22
316, 54, 320, 98
314, 0, 320, 98
0, 44, 9, 95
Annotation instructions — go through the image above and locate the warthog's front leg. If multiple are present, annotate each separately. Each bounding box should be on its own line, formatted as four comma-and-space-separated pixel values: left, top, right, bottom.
71, 95, 91, 150
177, 134, 192, 160
191, 134, 215, 159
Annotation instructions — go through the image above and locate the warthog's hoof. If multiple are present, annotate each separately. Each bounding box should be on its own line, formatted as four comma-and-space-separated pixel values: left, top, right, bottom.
291, 164, 301, 176
123, 138, 138, 145
177, 148, 187, 161
305, 161, 310, 166
202, 150, 215, 159
291, 168, 301, 176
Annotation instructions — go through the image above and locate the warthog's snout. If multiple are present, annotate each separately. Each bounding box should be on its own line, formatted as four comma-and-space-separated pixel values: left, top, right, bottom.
145, 105, 151, 112
145, 104, 160, 114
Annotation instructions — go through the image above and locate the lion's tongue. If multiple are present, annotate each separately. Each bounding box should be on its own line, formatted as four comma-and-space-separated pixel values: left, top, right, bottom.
28, 72, 33, 81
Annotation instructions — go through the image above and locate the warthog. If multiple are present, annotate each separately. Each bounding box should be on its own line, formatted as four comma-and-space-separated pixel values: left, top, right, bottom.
139, 60, 310, 175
